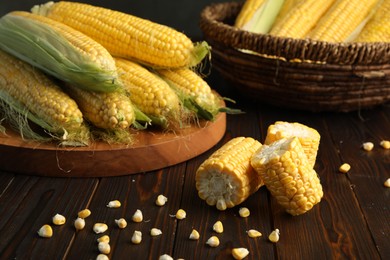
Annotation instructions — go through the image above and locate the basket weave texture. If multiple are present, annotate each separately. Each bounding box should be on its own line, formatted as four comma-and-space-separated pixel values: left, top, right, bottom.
199, 1, 390, 112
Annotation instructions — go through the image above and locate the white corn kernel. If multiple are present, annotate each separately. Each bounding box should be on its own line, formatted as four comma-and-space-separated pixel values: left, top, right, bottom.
115, 218, 127, 229
131, 230, 142, 244
175, 209, 186, 220
239, 207, 250, 218
74, 217, 85, 231
150, 228, 162, 236
189, 229, 200, 240
52, 214, 66, 225
380, 140, 390, 149
232, 247, 250, 260
37, 224, 53, 238
206, 236, 220, 247
339, 163, 351, 173
107, 200, 121, 208
93, 223, 108, 234
159, 254, 173, 260
213, 221, 224, 234
268, 229, 280, 243
132, 209, 143, 223
97, 235, 110, 243
247, 229, 262, 238
362, 142, 374, 151
384, 178, 390, 188
96, 254, 109, 260
156, 194, 168, 206
98, 242, 111, 254
78, 209, 91, 219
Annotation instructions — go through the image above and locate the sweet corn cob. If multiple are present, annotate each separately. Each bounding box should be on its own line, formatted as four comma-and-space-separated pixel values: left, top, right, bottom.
273, 0, 302, 25
270, 0, 336, 38
251, 137, 323, 216
235, 0, 265, 28
0, 11, 120, 92
0, 49, 89, 145
307, 0, 380, 42
264, 121, 320, 168
32, 1, 210, 68
354, 0, 390, 42
196, 137, 264, 210
115, 58, 182, 128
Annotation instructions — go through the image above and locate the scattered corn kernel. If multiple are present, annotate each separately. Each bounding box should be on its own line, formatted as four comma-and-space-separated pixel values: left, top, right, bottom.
175, 209, 186, 220
380, 140, 390, 149
97, 235, 110, 243
189, 229, 200, 240
268, 229, 280, 243
106, 200, 121, 208
232, 247, 250, 260
98, 242, 111, 254
213, 221, 224, 234
78, 209, 91, 219
132, 209, 143, 223
156, 194, 168, 206
131, 230, 142, 244
150, 228, 162, 236
384, 178, 390, 188
239, 207, 250, 218
74, 217, 85, 231
362, 142, 374, 151
159, 254, 173, 260
206, 236, 220, 247
247, 229, 262, 238
52, 213, 66, 225
96, 254, 109, 260
115, 218, 127, 229
339, 163, 351, 173
93, 223, 108, 234
37, 224, 53, 238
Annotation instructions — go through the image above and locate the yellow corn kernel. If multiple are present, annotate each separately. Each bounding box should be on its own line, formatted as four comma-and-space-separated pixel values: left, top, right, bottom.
115, 218, 127, 229
97, 235, 110, 243
206, 236, 220, 247
93, 223, 108, 234
107, 200, 121, 208
175, 209, 186, 220
232, 247, 250, 260
189, 229, 200, 240
74, 217, 86, 231
52, 214, 66, 225
155, 194, 168, 206
131, 230, 142, 244
98, 242, 111, 254
212, 221, 224, 234
380, 140, 390, 149
196, 137, 263, 211
78, 209, 91, 219
251, 137, 323, 216
247, 229, 262, 238
384, 178, 390, 188
150, 228, 163, 237
264, 121, 321, 168
362, 142, 374, 151
96, 254, 109, 260
268, 229, 280, 243
32, 1, 209, 68
239, 207, 251, 218
159, 255, 173, 260
339, 163, 351, 173
270, 0, 336, 38
235, 0, 265, 28
37, 224, 53, 238
132, 209, 143, 223
307, 0, 379, 42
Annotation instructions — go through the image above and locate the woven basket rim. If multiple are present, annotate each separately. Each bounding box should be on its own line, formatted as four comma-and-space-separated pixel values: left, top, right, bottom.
199, 1, 390, 65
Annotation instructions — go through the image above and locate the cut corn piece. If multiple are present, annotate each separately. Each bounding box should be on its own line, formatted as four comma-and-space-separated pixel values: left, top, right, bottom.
52, 214, 66, 225
93, 223, 108, 234
212, 221, 224, 234
232, 247, 250, 260
189, 229, 200, 240
380, 140, 390, 149
251, 137, 323, 216
37, 224, 53, 238
196, 137, 263, 210
32, 1, 210, 68
264, 121, 320, 168
0, 11, 120, 92
74, 217, 85, 231
78, 209, 91, 219
268, 229, 280, 243
206, 236, 220, 247
247, 229, 262, 238
339, 163, 351, 173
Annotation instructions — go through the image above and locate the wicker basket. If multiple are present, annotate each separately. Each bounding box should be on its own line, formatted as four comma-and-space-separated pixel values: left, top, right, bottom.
199, 1, 390, 112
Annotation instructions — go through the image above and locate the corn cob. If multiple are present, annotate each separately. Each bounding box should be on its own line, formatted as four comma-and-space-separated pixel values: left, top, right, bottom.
0, 11, 120, 92
307, 0, 380, 42
235, 0, 265, 28
196, 137, 264, 210
32, 1, 210, 69
264, 121, 320, 168
251, 137, 323, 216
272, 0, 302, 25
115, 58, 182, 128
270, 0, 336, 39
354, 0, 390, 42
0, 49, 89, 146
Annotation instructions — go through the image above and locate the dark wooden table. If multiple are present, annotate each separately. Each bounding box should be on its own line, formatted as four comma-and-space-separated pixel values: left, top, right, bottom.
0, 73, 389, 260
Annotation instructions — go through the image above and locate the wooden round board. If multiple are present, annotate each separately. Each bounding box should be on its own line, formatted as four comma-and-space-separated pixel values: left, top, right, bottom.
0, 112, 226, 177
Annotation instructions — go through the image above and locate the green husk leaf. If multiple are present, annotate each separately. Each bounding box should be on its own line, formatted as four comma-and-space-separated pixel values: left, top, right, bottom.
0, 12, 121, 92
189, 41, 212, 68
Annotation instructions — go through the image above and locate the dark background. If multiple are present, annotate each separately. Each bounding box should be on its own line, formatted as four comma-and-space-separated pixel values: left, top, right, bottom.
0, 0, 236, 39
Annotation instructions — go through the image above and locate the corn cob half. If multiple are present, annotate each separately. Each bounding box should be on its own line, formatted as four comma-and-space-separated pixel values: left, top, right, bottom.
196, 137, 264, 210
32, 1, 210, 69
251, 137, 323, 216
0, 11, 121, 92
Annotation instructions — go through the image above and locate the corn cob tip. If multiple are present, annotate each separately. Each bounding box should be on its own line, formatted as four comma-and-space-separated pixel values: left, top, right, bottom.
190, 41, 211, 68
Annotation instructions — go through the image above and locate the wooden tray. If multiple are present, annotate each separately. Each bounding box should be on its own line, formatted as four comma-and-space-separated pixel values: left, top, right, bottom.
0, 112, 226, 177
